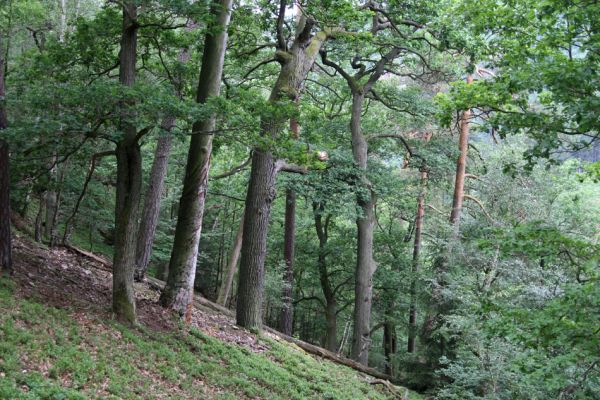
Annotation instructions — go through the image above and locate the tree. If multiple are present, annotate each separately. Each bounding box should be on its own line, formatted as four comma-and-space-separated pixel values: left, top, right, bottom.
112, 0, 142, 323
235, 2, 334, 331
160, 0, 233, 318
0, 34, 11, 274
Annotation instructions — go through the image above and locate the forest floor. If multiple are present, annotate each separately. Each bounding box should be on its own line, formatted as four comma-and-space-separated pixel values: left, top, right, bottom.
0, 232, 422, 399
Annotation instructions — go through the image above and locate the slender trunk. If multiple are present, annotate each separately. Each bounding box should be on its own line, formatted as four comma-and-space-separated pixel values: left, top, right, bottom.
314, 202, 337, 351
134, 118, 174, 280
59, 0, 67, 42
383, 320, 397, 375
0, 35, 9, 274
216, 208, 244, 305
279, 114, 300, 335
449, 74, 473, 229
160, 0, 232, 318
44, 181, 57, 240
112, 1, 141, 324
34, 197, 44, 242
48, 164, 66, 247
349, 92, 376, 365
235, 20, 328, 331
408, 171, 427, 353
279, 188, 296, 334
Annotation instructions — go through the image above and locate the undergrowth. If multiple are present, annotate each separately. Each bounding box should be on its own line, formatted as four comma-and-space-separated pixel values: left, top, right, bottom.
0, 277, 421, 399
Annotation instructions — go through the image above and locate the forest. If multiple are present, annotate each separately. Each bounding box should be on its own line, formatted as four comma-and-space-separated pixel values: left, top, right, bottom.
0, 0, 598, 398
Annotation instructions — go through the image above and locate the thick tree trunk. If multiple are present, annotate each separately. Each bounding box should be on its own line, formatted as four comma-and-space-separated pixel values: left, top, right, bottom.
408, 172, 427, 353
349, 92, 377, 365
160, 0, 232, 318
235, 18, 328, 331
216, 209, 244, 305
236, 150, 278, 330
112, 1, 141, 324
449, 74, 473, 229
0, 36, 10, 274
134, 117, 174, 281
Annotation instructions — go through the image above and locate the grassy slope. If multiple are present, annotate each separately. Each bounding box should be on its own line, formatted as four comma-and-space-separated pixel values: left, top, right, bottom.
0, 278, 422, 400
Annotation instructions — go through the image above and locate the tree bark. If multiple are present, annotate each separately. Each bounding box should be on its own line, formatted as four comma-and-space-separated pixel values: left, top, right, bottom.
279, 110, 300, 334
349, 92, 377, 365
236, 149, 278, 330
314, 203, 337, 351
408, 170, 427, 353
235, 11, 328, 331
216, 208, 244, 305
383, 320, 397, 376
134, 117, 174, 281
160, 0, 232, 318
449, 74, 473, 229
0, 34, 10, 274
112, 1, 141, 324
34, 197, 44, 242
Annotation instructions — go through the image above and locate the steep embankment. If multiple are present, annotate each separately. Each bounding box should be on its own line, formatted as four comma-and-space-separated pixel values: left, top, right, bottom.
0, 235, 421, 399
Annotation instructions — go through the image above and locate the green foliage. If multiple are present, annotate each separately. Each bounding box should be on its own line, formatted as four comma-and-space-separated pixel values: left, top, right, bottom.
0, 285, 417, 399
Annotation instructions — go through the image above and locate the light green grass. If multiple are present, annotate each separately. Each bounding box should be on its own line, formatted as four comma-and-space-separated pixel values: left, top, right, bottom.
0, 277, 422, 399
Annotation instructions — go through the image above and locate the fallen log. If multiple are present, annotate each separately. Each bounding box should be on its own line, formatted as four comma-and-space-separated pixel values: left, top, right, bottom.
62, 244, 112, 269
146, 275, 408, 388
88, 269, 413, 390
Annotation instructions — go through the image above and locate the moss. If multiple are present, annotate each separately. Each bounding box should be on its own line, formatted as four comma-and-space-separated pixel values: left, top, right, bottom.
0, 277, 420, 399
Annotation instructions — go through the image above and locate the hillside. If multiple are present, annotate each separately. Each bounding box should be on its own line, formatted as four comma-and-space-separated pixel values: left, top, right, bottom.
0, 234, 420, 400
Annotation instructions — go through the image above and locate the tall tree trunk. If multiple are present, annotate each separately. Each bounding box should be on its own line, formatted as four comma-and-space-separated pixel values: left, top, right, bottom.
235, 13, 328, 330
134, 118, 174, 281
280, 115, 299, 334
216, 208, 244, 305
236, 149, 278, 330
112, 1, 141, 324
160, 0, 232, 318
34, 196, 44, 242
314, 203, 337, 351
449, 74, 473, 229
383, 320, 397, 375
44, 181, 57, 241
408, 170, 427, 353
349, 92, 377, 365
0, 38, 11, 273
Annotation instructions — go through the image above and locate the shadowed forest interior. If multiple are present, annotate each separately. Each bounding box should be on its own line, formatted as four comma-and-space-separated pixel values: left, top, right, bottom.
0, 0, 598, 398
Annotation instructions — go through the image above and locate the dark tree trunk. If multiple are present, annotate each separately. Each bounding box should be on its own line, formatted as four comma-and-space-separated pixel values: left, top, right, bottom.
349, 92, 377, 365
314, 202, 337, 351
449, 74, 473, 229
279, 188, 296, 334
279, 116, 299, 335
383, 320, 397, 376
160, 0, 232, 318
216, 209, 244, 305
112, 1, 141, 324
0, 139, 10, 275
34, 196, 44, 242
0, 36, 10, 274
134, 117, 174, 280
235, 14, 328, 331
408, 170, 427, 353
